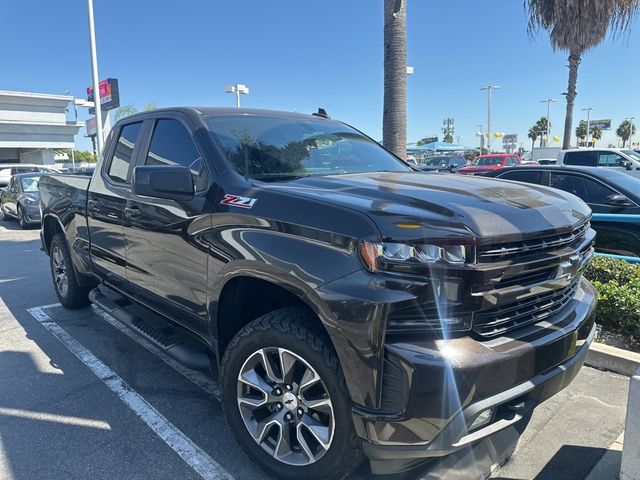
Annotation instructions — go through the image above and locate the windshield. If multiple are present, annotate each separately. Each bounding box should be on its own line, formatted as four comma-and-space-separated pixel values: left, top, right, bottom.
20, 177, 40, 192
606, 172, 640, 195
205, 115, 411, 182
473, 156, 503, 166
622, 150, 640, 162
420, 156, 449, 167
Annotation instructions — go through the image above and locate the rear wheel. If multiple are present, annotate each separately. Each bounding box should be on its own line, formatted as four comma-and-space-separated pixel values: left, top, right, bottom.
221, 308, 363, 480
18, 205, 28, 229
49, 234, 91, 309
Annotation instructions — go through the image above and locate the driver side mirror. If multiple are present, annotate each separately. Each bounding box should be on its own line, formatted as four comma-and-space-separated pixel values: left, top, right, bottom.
132, 165, 194, 201
622, 160, 633, 170
607, 194, 633, 207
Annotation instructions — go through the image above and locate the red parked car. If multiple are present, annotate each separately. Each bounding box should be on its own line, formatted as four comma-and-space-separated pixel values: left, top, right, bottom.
457, 153, 521, 175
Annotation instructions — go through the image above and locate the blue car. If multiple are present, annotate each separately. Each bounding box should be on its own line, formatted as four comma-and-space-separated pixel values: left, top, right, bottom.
484, 166, 640, 262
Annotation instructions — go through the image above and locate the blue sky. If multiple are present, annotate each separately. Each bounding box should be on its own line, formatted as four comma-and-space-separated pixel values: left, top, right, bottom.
1, 1, 639, 152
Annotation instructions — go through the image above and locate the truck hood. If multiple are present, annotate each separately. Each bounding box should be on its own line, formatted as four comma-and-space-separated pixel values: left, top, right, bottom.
266, 172, 590, 243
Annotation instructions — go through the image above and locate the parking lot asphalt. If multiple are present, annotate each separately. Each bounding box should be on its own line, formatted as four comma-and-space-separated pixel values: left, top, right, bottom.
0, 220, 630, 480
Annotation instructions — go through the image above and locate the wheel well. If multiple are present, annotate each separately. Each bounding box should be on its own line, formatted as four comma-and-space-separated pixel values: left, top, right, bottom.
42, 216, 63, 254
216, 277, 317, 356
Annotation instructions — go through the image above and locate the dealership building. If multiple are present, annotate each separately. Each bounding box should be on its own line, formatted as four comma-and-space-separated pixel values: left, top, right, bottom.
0, 90, 82, 165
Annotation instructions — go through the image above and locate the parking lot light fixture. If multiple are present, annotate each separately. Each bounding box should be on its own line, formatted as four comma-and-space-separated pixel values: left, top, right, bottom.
481, 85, 500, 150
224, 84, 250, 108
581, 107, 595, 147
540, 99, 556, 147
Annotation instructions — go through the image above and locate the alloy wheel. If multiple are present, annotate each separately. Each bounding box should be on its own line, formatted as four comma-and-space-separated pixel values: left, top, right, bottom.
236, 347, 335, 466
51, 246, 69, 298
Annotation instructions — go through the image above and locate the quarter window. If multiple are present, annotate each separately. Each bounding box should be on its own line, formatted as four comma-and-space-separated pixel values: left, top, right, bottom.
145, 119, 208, 192
108, 122, 143, 183
501, 170, 543, 185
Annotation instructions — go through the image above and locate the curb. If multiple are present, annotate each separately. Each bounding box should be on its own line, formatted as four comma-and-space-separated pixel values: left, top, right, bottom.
586, 342, 640, 376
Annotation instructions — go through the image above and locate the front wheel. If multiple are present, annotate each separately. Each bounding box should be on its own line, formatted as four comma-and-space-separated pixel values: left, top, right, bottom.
49, 234, 91, 309
221, 308, 363, 480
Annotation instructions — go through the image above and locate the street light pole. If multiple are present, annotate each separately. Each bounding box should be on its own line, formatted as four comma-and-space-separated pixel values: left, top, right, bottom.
581, 107, 594, 147
224, 84, 250, 108
540, 98, 556, 147
476, 124, 484, 152
481, 85, 500, 151
626, 117, 635, 149
87, 0, 103, 156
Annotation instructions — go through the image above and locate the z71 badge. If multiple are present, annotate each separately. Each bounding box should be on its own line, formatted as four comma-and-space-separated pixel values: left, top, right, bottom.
220, 194, 257, 209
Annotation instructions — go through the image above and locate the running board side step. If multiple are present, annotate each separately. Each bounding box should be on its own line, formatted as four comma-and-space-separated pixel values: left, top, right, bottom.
89, 287, 211, 371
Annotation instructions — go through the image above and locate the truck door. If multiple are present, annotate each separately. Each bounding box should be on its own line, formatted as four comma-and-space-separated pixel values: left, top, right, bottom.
123, 115, 213, 332
87, 121, 145, 287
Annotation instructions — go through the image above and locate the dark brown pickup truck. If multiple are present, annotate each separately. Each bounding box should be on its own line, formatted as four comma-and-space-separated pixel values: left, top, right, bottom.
39, 107, 597, 478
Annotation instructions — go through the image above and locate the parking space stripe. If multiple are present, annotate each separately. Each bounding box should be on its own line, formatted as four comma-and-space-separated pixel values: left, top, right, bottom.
27, 305, 234, 480
90, 305, 220, 399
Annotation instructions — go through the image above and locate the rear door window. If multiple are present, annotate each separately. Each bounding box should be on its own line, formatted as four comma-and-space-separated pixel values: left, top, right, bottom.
550, 173, 616, 204
107, 122, 143, 184
563, 151, 597, 166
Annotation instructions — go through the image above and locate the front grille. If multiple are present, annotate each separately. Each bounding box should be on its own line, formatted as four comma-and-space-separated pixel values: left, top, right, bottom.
477, 221, 591, 263
473, 281, 579, 338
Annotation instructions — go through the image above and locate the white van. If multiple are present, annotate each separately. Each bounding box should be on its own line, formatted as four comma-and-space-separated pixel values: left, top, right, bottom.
556, 148, 640, 177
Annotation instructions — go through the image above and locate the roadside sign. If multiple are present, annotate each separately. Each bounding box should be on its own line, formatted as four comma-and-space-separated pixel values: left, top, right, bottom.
503, 134, 517, 144
85, 117, 96, 137
86, 78, 120, 114
585, 119, 611, 130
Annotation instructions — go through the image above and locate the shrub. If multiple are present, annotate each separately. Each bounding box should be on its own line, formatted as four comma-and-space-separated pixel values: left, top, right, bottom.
584, 256, 640, 337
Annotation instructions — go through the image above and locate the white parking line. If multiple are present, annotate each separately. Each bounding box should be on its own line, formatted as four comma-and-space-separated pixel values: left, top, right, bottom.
27, 305, 234, 480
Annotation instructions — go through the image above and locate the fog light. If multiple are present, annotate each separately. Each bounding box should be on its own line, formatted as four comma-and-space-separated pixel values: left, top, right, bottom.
469, 408, 494, 431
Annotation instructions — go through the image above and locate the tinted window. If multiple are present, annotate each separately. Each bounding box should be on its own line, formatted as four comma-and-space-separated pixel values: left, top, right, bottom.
501, 170, 543, 185
598, 152, 624, 167
16, 167, 39, 174
108, 122, 143, 183
145, 119, 208, 192
474, 156, 503, 166
550, 173, 616, 204
563, 151, 597, 167
206, 115, 410, 182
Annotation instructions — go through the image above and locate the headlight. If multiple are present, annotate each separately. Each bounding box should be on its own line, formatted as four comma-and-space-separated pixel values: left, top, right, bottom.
359, 241, 471, 273
23, 198, 36, 205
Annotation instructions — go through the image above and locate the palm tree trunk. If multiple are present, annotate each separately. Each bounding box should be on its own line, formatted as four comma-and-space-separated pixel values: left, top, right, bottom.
562, 52, 581, 150
383, 0, 407, 159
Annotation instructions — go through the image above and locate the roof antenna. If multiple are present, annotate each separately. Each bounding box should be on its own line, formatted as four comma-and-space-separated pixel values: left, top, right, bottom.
312, 108, 330, 119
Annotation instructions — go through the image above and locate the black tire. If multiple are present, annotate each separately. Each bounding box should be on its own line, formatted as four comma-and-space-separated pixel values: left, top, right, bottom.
18, 205, 28, 229
49, 233, 91, 309
221, 307, 363, 480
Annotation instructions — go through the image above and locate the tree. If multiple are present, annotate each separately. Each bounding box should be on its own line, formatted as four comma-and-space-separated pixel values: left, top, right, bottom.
526, 0, 638, 149
575, 120, 588, 145
617, 119, 637, 147
534, 116, 550, 146
114, 102, 158, 120
74, 150, 97, 163
528, 124, 541, 150
382, 0, 407, 159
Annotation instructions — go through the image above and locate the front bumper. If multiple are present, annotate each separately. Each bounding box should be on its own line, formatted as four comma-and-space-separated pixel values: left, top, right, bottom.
352, 277, 596, 466
23, 205, 41, 224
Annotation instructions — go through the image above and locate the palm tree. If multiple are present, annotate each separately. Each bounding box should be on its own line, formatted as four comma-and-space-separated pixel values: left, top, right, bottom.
617, 119, 637, 147
575, 120, 588, 146
383, 0, 407, 159
526, 1, 638, 149
528, 125, 541, 151
535, 116, 550, 146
